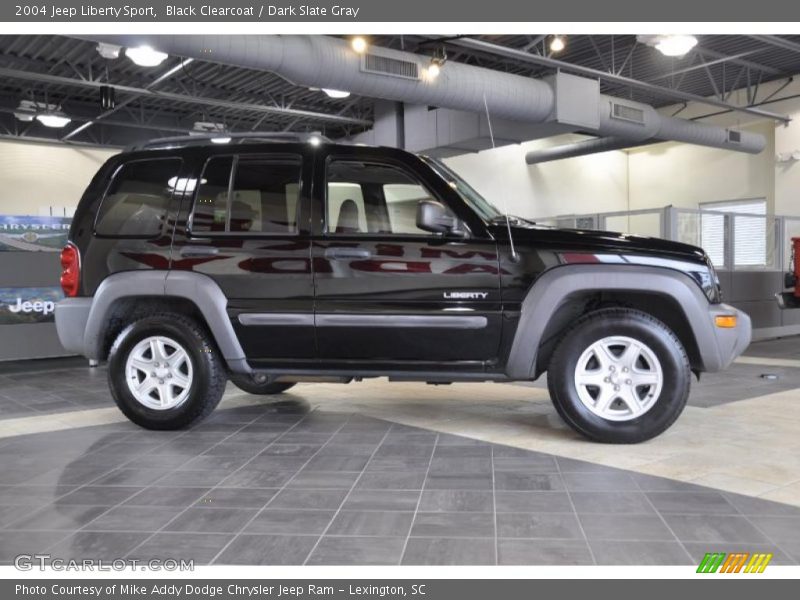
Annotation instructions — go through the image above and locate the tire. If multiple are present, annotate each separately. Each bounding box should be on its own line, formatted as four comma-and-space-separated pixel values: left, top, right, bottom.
547, 307, 690, 444
229, 374, 296, 395
107, 313, 227, 430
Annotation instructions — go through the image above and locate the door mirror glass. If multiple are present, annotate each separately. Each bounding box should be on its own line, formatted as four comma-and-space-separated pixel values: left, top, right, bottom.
416, 199, 461, 234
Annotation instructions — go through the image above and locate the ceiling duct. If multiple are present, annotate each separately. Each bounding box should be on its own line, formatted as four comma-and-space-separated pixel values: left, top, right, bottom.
78, 35, 766, 155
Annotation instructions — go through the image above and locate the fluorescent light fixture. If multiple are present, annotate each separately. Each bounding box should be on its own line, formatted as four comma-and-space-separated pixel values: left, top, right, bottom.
550, 35, 566, 53
351, 37, 368, 54
125, 45, 168, 67
96, 42, 121, 60
322, 89, 351, 99
211, 137, 232, 144
655, 34, 698, 57
36, 113, 71, 128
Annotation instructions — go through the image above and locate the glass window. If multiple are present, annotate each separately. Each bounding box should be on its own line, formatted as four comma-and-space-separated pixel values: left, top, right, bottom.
95, 158, 182, 237
191, 155, 302, 235
326, 160, 446, 235
700, 198, 768, 268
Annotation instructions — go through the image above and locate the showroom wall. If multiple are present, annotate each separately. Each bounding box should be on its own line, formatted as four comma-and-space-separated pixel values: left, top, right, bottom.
0, 138, 116, 215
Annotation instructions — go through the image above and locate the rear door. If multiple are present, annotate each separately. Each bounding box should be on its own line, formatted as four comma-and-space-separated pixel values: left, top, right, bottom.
311, 147, 502, 364
171, 146, 315, 361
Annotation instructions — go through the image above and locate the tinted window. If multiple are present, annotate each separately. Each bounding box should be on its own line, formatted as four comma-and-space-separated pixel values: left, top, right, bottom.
192, 155, 302, 235
95, 158, 182, 237
326, 161, 443, 235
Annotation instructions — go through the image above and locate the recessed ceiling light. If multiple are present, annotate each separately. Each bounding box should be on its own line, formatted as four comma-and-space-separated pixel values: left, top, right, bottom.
36, 113, 71, 128
125, 45, 168, 67
655, 35, 698, 57
351, 37, 368, 54
96, 43, 121, 60
322, 89, 351, 99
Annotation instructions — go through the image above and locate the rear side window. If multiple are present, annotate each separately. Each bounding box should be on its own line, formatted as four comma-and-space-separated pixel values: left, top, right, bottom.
95, 158, 182, 237
191, 155, 302, 235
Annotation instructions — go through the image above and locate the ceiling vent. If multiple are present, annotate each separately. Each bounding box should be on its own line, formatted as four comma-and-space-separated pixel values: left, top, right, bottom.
727, 129, 742, 144
362, 53, 419, 80
611, 102, 646, 125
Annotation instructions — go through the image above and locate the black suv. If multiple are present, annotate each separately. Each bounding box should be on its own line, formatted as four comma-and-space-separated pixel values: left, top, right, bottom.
55, 134, 750, 443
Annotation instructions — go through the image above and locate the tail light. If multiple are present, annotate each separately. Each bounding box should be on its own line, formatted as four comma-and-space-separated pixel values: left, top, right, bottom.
60, 243, 80, 297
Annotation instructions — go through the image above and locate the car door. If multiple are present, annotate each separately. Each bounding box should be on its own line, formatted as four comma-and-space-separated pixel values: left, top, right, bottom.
170, 145, 315, 362
311, 147, 502, 364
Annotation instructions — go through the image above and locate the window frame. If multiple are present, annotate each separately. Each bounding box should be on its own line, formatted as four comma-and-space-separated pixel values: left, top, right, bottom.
322, 156, 463, 239
187, 152, 305, 238
93, 156, 184, 240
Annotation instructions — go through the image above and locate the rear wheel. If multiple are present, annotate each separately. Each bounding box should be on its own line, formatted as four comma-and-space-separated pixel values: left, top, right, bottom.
229, 374, 296, 396
107, 313, 226, 430
547, 308, 690, 443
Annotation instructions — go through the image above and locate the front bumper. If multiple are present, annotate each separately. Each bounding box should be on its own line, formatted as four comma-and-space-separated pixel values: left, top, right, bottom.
55, 297, 92, 357
705, 303, 751, 371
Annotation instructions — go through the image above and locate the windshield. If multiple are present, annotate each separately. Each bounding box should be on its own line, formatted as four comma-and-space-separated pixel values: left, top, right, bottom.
422, 157, 502, 221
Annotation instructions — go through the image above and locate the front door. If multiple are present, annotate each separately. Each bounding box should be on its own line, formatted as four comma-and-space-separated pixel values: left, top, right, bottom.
311, 148, 502, 365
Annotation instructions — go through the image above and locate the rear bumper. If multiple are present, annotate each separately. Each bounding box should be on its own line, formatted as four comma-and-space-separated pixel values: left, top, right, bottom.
55, 297, 92, 357
704, 303, 751, 371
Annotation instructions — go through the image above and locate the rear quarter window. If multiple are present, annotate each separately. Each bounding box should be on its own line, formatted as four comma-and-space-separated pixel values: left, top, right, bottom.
94, 158, 183, 237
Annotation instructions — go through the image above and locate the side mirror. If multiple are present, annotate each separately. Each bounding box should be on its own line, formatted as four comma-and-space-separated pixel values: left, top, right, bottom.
416, 199, 461, 234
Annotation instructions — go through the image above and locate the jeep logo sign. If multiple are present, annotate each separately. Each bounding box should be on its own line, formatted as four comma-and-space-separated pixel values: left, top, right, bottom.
0, 287, 63, 325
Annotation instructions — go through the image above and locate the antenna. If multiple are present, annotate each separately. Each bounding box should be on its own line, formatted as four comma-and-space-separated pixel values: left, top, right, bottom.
483, 93, 519, 263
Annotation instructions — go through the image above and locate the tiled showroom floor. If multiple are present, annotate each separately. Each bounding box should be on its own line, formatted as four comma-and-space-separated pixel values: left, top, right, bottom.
0, 338, 799, 566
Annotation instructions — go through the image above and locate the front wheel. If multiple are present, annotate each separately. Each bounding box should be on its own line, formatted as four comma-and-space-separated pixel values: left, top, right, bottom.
547, 308, 690, 443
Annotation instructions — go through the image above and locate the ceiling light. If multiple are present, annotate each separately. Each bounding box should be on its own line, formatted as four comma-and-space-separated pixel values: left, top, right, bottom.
211, 137, 232, 144
550, 35, 566, 53
322, 89, 351, 99
426, 63, 441, 79
351, 37, 368, 54
125, 45, 168, 67
309, 135, 322, 147
655, 35, 698, 57
96, 43, 121, 60
36, 113, 71, 128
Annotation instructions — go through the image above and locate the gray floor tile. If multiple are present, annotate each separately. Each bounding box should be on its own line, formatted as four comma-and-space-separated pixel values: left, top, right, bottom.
495, 491, 574, 513
429, 457, 492, 474
123, 487, 210, 507
303, 456, 370, 472
418, 490, 493, 513
195, 488, 277, 509
410, 512, 495, 538
723, 494, 800, 517
286, 471, 360, 489
747, 516, 800, 543
0, 485, 76, 505
91, 469, 173, 487
494, 472, 564, 491
0, 505, 36, 528
570, 491, 656, 514
646, 491, 738, 514
215, 534, 317, 565
153, 470, 232, 487
307, 536, 406, 565
128, 532, 233, 565
220, 469, 295, 488
355, 471, 427, 490
497, 512, 583, 539
434, 445, 491, 458
48, 531, 151, 560
163, 508, 258, 533
57, 486, 142, 506
8, 504, 109, 530
662, 514, 770, 543
83, 506, 183, 532
425, 474, 494, 490
259, 443, 322, 457
0, 530, 70, 561
366, 456, 432, 472
589, 540, 693, 565
248, 510, 335, 535
493, 456, 559, 473
579, 514, 675, 541
402, 537, 496, 565
327, 511, 414, 537
342, 490, 420, 511
561, 472, 639, 492
268, 489, 348, 510
497, 539, 594, 565
632, 473, 710, 492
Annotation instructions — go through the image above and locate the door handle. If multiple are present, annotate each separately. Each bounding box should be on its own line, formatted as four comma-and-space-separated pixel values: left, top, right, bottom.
324, 248, 371, 260
179, 245, 219, 258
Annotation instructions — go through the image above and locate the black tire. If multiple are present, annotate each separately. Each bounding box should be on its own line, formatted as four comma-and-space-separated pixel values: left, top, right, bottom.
547, 307, 690, 444
107, 313, 227, 430
229, 374, 296, 395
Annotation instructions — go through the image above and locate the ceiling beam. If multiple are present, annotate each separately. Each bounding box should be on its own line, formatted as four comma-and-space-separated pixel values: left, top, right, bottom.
750, 35, 800, 55
0, 66, 373, 127
444, 37, 791, 124
697, 47, 783, 76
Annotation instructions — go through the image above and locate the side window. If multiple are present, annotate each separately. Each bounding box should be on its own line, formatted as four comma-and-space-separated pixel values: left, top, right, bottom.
95, 158, 182, 237
326, 160, 446, 235
191, 155, 302, 235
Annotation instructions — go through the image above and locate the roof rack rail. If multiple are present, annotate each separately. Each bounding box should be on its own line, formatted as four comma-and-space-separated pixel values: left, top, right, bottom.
125, 131, 332, 152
